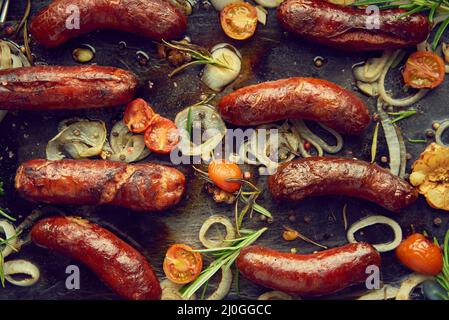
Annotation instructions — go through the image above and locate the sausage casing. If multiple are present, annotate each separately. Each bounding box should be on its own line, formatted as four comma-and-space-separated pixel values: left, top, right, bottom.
277, 0, 430, 51
31, 216, 161, 300
0, 66, 138, 110
30, 0, 187, 47
15, 159, 186, 212
269, 157, 418, 212
237, 243, 381, 297
218, 78, 370, 135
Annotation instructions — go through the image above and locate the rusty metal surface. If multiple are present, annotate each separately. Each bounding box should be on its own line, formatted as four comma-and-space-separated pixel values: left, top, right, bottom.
0, 0, 447, 300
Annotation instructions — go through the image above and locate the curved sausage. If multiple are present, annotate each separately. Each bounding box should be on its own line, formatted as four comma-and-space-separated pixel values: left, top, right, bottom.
31, 216, 161, 300
30, 0, 187, 48
237, 243, 381, 297
277, 0, 430, 51
15, 159, 186, 212
218, 78, 370, 135
0, 66, 138, 110
269, 157, 418, 212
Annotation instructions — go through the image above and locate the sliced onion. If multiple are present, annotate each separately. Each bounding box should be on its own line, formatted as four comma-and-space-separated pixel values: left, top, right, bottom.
210, 0, 241, 11
175, 104, 226, 157
0, 220, 18, 258
356, 81, 378, 97
161, 279, 196, 300
206, 267, 232, 300
258, 291, 293, 300
254, 0, 283, 8
46, 120, 107, 160
353, 50, 394, 83
291, 120, 343, 154
108, 121, 150, 162
199, 215, 235, 249
4, 260, 40, 287
435, 120, 449, 147
357, 285, 399, 300
377, 50, 428, 107
377, 99, 401, 176
201, 44, 241, 92
396, 273, 432, 300
255, 6, 267, 25
346, 215, 402, 252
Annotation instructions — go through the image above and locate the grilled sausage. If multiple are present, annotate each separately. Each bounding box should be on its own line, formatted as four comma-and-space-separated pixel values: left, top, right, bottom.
31, 216, 161, 300
269, 157, 418, 212
30, 0, 187, 48
277, 0, 430, 51
237, 243, 381, 297
218, 78, 370, 135
0, 66, 138, 110
15, 159, 186, 212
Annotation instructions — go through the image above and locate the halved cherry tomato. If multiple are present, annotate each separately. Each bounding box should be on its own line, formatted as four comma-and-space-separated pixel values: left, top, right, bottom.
208, 159, 242, 193
396, 233, 443, 276
403, 51, 445, 89
163, 244, 203, 284
144, 116, 179, 154
123, 98, 155, 133
220, 2, 257, 41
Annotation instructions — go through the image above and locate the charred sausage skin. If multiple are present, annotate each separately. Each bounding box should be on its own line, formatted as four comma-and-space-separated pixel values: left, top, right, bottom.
269, 157, 418, 212
31, 216, 161, 300
0, 66, 138, 110
30, 0, 187, 48
237, 243, 380, 297
277, 0, 430, 51
218, 78, 370, 135
15, 159, 186, 212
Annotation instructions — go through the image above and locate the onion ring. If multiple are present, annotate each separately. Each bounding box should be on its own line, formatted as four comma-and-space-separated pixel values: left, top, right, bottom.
435, 120, 449, 147
346, 215, 402, 253
199, 216, 235, 249
396, 273, 432, 300
258, 291, 294, 300
4, 259, 40, 287
206, 267, 232, 300
0, 220, 18, 258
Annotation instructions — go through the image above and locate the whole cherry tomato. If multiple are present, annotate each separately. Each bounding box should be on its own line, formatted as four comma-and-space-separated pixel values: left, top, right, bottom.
208, 159, 242, 193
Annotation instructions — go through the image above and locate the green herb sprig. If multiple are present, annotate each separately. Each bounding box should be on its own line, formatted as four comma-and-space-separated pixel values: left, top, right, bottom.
435, 229, 449, 299
388, 110, 418, 124
352, 0, 449, 49
180, 227, 267, 299
161, 40, 230, 77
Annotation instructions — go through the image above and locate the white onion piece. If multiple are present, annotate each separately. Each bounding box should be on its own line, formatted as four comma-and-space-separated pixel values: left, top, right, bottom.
201, 44, 241, 92
353, 50, 394, 83
258, 291, 293, 300
435, 120, 449, 147
175, 104, 226, 157
210, 0, 241, 10
4, 260, 40, 287
254, 0, 283, 8
346, 215, 402, 253
160, 279, 196, 300
256, 6, 267, 25
46, 120, 107, 160
0, 220, 18, 258
199, 215, 235, 249
206, 267, 232, 300
377, 99, 401, 176
357, 81, 378, 97
291, 119, 343, 154
357, 285, 399, 300
396, 273, 432, 300
378, 50, 429, 107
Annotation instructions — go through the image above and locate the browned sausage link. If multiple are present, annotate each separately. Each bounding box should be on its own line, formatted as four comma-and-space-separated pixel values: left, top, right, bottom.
31, 216, 161, 300
218, 77, 370, 135
30, 0, 187, 48
0, 66, 138, 110
269, 157, 418, 212
15, 159, 186, 212
277, 0, 431, 51
237, 243, 381, 297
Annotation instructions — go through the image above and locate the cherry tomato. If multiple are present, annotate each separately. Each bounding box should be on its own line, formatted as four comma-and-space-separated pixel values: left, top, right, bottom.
208, 159, 242, 193
144, 116, 179, 154
396, 233, 443, 276
220, 2, 258, 40
403, 51, 445, 89
123, 98, 155, 133
163, 244, 203, 284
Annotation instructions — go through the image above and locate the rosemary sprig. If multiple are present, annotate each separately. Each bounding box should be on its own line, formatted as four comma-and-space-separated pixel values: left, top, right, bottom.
180, 227, 267, 299
161, 40, 230, 77
352, 0, 449, 48
388, 110, 418, 124
0, 208, 15, 222
435, 229, 449, 299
